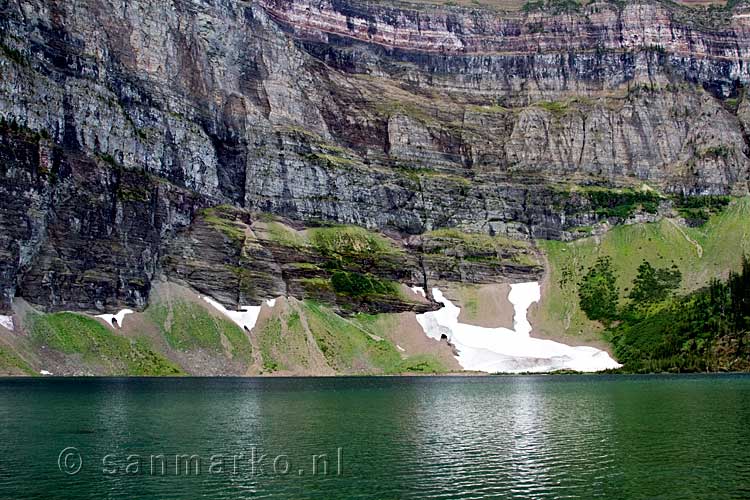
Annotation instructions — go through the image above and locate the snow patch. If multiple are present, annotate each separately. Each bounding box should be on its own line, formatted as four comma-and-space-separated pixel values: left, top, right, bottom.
396, 345, 406, 352
40, 370, 53, 376
410, 286, 426, 298
415, 283, 621, 373
96, 309, 134, 329
0, 315, 14, 331
266, 298, 277, 308
203, 297, 262, 332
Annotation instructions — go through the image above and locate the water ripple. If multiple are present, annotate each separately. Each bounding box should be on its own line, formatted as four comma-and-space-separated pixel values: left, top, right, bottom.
0, 375, 748, 499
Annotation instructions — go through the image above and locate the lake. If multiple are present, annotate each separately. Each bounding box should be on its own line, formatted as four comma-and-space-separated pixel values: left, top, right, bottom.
0, 375, 748, 499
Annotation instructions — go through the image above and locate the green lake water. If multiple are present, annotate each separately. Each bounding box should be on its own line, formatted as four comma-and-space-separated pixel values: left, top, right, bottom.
0, 374, 748, 499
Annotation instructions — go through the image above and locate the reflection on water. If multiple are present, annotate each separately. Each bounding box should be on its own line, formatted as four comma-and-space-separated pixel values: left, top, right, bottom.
0, 375, 749, 500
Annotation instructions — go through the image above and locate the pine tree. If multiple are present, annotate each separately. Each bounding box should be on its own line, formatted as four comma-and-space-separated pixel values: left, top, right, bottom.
579, 256, 620, 325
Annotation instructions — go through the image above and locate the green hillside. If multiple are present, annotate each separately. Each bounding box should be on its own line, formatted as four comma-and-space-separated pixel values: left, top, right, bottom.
536, 197, 750, 344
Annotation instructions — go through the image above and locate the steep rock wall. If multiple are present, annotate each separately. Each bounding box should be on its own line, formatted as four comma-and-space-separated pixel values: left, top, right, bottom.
0, 0, 748, 314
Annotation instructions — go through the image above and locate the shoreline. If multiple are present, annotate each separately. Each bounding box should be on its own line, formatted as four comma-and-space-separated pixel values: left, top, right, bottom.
3, 370, 748, 379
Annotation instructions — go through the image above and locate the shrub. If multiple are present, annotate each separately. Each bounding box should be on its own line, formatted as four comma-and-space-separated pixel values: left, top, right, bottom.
330, 270, 398, 298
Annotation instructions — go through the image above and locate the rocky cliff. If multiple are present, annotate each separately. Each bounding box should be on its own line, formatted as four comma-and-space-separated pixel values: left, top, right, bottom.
1, 0, 749, 319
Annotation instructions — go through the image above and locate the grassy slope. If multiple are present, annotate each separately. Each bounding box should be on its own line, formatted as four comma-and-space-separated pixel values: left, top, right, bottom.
11, 282, 446, 376
0, 344, 36, 375
302, 301, 447, 374
250, 299, 447, 375
255, 311, 312, 374
26, 312, 183, 375
350, 310, 449, 373
146, 300, 252, 361
536, 198, 750, 344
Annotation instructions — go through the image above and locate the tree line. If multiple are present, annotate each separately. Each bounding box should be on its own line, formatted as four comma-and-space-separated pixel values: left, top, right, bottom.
579, 256, 750, 372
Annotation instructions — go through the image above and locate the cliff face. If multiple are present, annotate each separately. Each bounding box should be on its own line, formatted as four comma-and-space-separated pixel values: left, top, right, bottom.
263, 0, 750, 92
1, 0, 749, 315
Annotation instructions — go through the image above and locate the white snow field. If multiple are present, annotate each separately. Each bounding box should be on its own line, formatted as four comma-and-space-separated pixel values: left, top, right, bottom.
0, 315, 14, 331
415, 282, 621, 373
96, 309, 134, 328
203, 297, 263, 331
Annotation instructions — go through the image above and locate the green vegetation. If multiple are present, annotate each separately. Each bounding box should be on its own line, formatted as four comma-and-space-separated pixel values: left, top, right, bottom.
0, 42, 27, 66
199, 213, 413, 310
146, 301, 252, 361
673, 194, 732, 223
397, 355, 447, 374
537, 197, 750, 344
385, 0, 528, 11
523, 0, 581, 14
374, 99, 443, 125
698, 145, 733, 159
117, 185, 150, 202
330, 270, 399, 298
578, 257, 620, 325
558, 187, 662, 219
589, 189, 660, 218
626, 261, 682, 310
258, 318, 283, 372
0, 117, 50, 142
464, 295, 479, 318
580, 256, 749, 373
724, 97, 740, 112
302, 152, 360, 170
199, 206, 247, 242
426, 228, 524, 251
579, 257, 682, 325
265, 221, 306, 247
98, 153, 120, 168
310, 225, 399, 257
251, 301, 447, 375
256, 310, 311, 374
302, 301, 446, 374
302, 225, 407, 303
466, 104, 511, 114
391, 164, 438, 182
302, 272, 404, 304
535, 100, 570, 115
301, 277, 334, 294
28, 312, 182, 375
286, 262, 321, 271
220, 320, 253, 361
0, 346, 36, 376
423, 228, 539, 266
304, 301, 401, 373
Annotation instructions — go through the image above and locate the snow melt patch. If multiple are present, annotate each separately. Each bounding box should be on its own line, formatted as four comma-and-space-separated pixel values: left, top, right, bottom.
0, 315, 14, 331
203, 297, 262, 332
415, 283, 621, 373
40, 370, 53, 376
266, 298, 277, 308
96, 309, 134, 328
